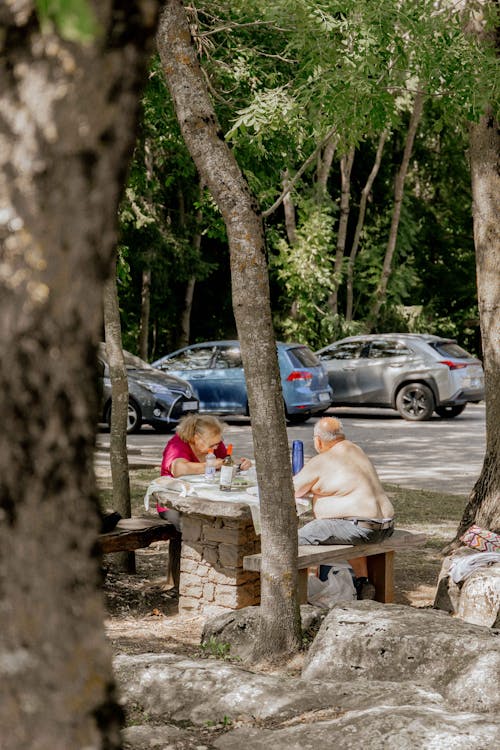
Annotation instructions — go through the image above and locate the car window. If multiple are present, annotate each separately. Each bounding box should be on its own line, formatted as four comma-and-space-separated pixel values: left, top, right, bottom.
160, 347, 215, 370
287, 346, 320, 368
430, 341, 473, 359
318, 342, 365, 361
214, 347, 243, 369
368, 341, 411, 359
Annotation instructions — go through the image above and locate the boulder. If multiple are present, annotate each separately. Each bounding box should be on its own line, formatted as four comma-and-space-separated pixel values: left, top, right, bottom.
201, 604, 326, 663
434, 548, 500, 627
214, 706, 500, 750
122, 724, 188, 749
301, 601, 500, 713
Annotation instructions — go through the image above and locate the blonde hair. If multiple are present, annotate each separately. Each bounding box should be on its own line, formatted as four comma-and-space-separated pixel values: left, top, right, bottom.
176, 414, 225, 443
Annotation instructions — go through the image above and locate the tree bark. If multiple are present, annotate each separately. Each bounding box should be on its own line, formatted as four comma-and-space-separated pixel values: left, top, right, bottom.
329, 147, 355, 317
282, 168, 298, 246
449, 107, 500, 544
103, 268, 135, 572
367, 89, 424, 329
157, 0, 301, 658
346, 129, 388, 322
138, 266, 152, 359
316, 134, 337, 200
0, 2, 159, 747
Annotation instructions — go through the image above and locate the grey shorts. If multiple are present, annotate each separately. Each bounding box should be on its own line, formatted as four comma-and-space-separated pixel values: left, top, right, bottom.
298, 518, 394, 546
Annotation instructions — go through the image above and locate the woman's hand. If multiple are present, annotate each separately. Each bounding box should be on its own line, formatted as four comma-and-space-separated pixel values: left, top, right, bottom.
238, 457, 252, 471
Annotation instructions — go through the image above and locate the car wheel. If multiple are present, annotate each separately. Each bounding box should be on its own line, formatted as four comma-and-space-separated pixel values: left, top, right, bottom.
105, 399, 142, 434
286, 413, 311, 425
435, 404, 466, 418
396, 383, 434, 421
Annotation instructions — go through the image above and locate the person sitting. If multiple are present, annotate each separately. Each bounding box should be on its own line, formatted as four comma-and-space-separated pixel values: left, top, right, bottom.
157, 414, 252, 597
293, 416, 394, 599
157, 413, 252, 525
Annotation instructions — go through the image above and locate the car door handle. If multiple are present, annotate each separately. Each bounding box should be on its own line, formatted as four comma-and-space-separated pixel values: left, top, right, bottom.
342, 367, 356, 371
189, 374, 204, 379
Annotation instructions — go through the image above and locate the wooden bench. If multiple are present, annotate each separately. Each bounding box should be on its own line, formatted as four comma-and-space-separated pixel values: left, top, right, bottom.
97, 518, 181, 588
243, 528, 426, 604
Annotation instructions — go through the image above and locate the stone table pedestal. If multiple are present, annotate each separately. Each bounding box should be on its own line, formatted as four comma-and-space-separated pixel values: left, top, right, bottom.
153, 491, 261, 616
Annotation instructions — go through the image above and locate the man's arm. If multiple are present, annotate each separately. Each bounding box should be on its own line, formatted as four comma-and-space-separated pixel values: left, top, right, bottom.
293, 463, 317, 498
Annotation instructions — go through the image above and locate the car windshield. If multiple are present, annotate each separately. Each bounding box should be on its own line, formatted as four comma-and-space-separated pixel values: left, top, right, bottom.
98, 344, 154, 371
430, 341, 474, 359
122, 351, 155, 370
287, 346, 320, 367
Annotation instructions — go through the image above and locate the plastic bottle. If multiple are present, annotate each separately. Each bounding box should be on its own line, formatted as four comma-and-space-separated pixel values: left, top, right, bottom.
219, 444, 234, 491
204, 449, 217, 482
292, 440, 304, 474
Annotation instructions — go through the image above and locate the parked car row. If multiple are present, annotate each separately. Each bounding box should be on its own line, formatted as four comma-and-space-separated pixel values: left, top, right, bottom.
152, 341, 333, 425
100, 333, 484, 432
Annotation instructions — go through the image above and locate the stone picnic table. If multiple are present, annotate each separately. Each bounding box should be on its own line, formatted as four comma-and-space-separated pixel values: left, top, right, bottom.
151, 477, 263, 616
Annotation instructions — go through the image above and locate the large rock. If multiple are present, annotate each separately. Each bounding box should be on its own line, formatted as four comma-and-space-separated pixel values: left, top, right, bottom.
434, 547, 500, 627
214, 706, 500, 750
201, 604, 326, 663
457, 565, 500, 627
113, 653, 444, 728
301, 601, 500, 713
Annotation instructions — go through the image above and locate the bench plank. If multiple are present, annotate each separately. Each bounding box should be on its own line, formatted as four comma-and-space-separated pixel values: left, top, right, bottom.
242, 529, 426, 572
98, 518, 179, 554
243, 529, 426, 605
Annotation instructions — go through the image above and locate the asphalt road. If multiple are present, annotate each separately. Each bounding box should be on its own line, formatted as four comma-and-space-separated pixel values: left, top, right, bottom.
96, 403, 485, 497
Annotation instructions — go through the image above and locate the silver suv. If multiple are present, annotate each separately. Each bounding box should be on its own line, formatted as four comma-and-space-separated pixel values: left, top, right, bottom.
316, 334, 484, 421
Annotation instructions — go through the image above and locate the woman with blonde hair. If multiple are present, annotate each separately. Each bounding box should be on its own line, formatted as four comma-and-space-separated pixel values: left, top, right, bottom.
156, 414, 252, 522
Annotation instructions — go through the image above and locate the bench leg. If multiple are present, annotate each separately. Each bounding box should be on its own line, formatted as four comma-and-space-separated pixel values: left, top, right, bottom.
167, 532, 182, 590
367, 551, 394, 603
297, 569, 308, 604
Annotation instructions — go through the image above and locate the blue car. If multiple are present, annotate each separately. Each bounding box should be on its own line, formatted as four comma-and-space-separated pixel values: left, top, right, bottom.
152, 340, 333, 424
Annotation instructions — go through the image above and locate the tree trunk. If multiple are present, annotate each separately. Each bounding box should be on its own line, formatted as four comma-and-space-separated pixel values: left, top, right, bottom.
346, 129, 388, 322
103, 268, 135, 573
157, 0, 301, 658
179, 275, 196, 348
316, 134, 337, 200
138, 138, 155, 359
0, 3, 158, 747
448, 107, 500, 545
367, 90, 424, 329
138, 266, 152, 359
178, 185, 201, 348
282, 168, 298, 246
328, 147, 355, 317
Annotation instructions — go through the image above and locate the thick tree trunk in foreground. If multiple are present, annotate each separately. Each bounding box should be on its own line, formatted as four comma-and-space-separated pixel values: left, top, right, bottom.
158, 0, 301, 658
368, 90, 424, 329
0, 2, 158, 747
449, 109, 500, 544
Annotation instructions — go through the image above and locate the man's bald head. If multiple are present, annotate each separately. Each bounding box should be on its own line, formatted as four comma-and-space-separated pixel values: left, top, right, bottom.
314, 417, 345, 443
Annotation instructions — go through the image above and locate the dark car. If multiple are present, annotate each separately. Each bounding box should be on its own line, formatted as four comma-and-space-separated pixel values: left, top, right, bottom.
316, 333, 484, 421
152, 340, 333, 424
98, 345, 199, 433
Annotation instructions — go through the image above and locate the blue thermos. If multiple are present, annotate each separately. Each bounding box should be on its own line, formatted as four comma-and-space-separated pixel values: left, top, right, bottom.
292, 440, 304, 475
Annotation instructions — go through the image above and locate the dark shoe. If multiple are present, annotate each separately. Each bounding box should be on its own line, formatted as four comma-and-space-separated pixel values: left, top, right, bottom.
354, 577, 376, 600
100, 510, 122, 534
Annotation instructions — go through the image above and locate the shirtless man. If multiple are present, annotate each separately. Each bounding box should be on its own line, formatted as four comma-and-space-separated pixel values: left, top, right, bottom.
293, 416, 394, 598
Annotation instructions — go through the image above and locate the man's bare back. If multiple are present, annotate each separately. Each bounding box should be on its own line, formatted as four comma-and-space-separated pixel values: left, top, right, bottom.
293, 438, 394, 520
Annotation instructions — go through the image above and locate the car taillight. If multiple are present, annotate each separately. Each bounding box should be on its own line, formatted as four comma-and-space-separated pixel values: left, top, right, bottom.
287, 370, 313, 381
439, 360, 468, 370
